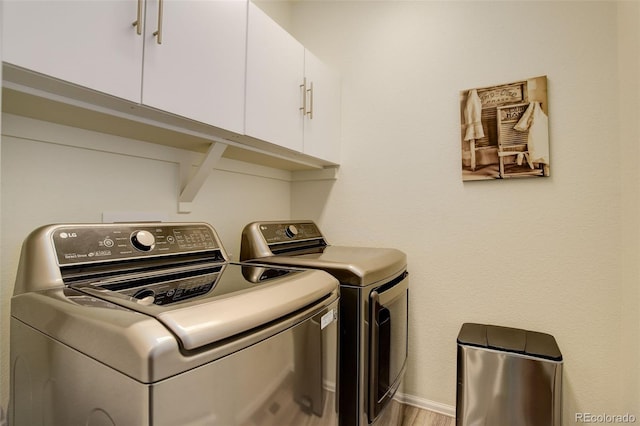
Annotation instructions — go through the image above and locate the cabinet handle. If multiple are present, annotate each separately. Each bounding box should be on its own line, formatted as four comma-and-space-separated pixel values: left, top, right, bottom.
299, 77, 307, 115
152, 0, 164, 44
132, 0, 143, 35
306, 81, 314, 119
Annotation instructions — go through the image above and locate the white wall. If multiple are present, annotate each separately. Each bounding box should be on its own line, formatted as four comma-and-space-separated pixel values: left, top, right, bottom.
0, 114, 292, 410
290, 0, 639, 421
1, 0, 638, 422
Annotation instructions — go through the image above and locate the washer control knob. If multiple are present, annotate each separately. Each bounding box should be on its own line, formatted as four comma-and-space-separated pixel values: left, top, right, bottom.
137, 296, 155, 306
131, 230, 155, 251
284, 224, 298, 238
132, 288, 156, 305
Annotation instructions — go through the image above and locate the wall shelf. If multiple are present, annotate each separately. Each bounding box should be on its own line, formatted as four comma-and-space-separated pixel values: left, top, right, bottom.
1, 64, 339, 211
2, 64, 339, 172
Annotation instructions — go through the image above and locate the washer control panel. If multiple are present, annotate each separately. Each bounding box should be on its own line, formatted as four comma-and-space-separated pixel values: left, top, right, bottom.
53, 223, 222, 265
258, 221, 324, 244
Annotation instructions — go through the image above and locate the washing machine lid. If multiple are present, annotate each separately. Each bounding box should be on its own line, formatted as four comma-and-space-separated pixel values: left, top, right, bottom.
249, 246, 407, 286
73, 264, 338, 350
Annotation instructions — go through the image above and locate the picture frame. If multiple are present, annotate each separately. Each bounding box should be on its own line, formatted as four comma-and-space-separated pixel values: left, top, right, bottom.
460, 76, 550, 181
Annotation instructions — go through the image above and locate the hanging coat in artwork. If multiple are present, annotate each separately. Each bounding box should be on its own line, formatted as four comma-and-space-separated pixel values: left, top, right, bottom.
514, 101, 549, 164
463, 89, 485, 141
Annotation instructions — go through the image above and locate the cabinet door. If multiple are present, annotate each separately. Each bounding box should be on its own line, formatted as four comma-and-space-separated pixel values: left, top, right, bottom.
141, 0, 247, 133
303, 50, 341, 164
2, 0, 143, 102
245, 2, 304, 152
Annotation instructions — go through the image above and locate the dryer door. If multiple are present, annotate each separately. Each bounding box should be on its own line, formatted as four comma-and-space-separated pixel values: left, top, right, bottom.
368, 271, 409, 421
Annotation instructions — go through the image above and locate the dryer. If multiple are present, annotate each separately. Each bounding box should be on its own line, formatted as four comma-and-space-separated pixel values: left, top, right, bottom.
240, 221, 408, 426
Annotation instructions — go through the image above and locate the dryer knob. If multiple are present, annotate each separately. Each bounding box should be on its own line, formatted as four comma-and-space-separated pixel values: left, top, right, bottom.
131, 230, 156, 251
285, 225, 299, 238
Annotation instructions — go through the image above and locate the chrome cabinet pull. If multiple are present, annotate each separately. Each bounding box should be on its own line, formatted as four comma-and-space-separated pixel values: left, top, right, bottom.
299, 77, 307, 115
306, 81, 314, 119
132, 0, 143, 35
152, 0, 163, 44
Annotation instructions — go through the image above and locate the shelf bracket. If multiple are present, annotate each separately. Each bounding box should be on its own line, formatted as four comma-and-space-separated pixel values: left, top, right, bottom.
179, 142, 227, 213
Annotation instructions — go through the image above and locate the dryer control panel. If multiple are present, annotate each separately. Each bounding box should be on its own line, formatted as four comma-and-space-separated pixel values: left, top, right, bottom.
258, 221, 323, 244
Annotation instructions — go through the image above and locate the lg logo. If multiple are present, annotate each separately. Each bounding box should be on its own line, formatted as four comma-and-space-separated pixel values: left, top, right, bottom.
59, 232, 78, 239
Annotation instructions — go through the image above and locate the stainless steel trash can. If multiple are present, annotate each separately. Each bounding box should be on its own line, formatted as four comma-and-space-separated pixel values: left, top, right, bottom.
456, 323, 562, 426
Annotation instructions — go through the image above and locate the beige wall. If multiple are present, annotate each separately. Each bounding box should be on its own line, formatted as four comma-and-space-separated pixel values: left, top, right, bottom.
290, 0, 639, 420
618, 0, 640, 413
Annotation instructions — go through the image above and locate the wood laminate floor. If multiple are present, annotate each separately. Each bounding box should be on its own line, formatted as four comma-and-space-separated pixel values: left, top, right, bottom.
237, 371, 453, 426
401, 405, 455, 426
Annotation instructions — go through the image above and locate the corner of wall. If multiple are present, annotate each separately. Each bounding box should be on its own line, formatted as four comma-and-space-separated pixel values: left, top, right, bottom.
617, 0, 640, 411
0, 0, 6, 414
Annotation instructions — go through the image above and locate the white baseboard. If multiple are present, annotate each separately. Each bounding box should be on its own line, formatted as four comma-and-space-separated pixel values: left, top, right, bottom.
395, 392, 456, 418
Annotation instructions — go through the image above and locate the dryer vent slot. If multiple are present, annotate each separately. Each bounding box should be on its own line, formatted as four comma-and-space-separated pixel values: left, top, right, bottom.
269, 239, 327, 255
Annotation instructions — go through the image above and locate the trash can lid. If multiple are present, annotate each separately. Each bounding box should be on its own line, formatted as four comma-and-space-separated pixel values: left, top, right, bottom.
457, 323, 562, 361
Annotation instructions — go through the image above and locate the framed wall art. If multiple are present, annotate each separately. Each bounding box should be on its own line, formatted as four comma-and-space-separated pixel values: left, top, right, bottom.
460, 76, 550, 181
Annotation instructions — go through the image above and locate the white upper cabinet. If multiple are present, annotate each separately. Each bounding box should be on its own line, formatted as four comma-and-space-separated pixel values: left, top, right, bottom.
2, 0, 144, 102
142, 0, 247, 134
2, 0, 247, 133
2, 0, 339, 167
303, 50, 341, 164
245, 2, 305, 153
245, 2, 341, 163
